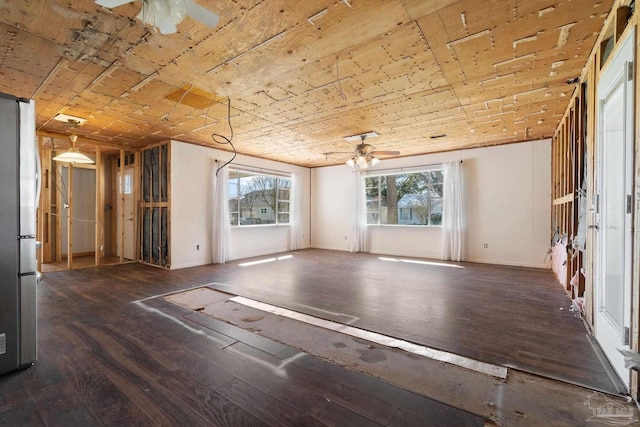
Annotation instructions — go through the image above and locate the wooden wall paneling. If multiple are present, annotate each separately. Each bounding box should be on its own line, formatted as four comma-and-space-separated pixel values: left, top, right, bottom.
110, 157, 117, 258
119, 149, 125, 264
139, 142, 170, 268
562, 116, 568, 243
55, 162, 62, 263
566, 108, 574, 293
158, 144, 164, 267
585, 55, 598, 329
575, 92, 586, 296
36, 136, 44, 272
162, 142, 171, 268
616, 6, 632, 42
67, 165, 73, 270
134, 151, 141, 262
95, 146, 103, 266
38, 138, 52, 264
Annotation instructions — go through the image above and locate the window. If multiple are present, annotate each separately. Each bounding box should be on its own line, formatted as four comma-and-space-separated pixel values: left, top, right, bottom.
228, 170, 291, 226
123, 174, 132, 194
365, 169, 443, 226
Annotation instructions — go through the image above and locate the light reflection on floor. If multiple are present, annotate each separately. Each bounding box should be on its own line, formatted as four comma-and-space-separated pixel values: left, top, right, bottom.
378, 256, 465, 269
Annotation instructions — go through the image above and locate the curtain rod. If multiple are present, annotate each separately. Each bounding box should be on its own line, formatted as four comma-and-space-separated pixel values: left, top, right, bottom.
361, 160, 462, 175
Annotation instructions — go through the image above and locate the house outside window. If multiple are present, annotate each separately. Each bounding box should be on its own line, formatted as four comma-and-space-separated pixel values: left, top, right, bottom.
365, 169, 443, 226
228, 170, 291, 226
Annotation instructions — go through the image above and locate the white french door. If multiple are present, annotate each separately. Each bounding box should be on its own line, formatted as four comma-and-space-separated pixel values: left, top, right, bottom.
595, 28, 635, 388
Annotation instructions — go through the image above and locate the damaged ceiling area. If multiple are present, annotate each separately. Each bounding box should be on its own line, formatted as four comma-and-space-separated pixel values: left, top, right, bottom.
0, 0, 612, 167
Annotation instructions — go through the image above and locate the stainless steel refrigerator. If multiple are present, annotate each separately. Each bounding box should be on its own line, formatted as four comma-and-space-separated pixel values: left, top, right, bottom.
0, 92, 38, 375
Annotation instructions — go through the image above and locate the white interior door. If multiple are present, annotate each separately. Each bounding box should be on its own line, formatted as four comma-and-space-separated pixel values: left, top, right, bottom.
116, 166, 135, 260
595, 28, 634, 388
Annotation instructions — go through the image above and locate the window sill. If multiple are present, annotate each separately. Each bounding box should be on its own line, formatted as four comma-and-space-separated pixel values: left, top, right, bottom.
231, 223, 291, 229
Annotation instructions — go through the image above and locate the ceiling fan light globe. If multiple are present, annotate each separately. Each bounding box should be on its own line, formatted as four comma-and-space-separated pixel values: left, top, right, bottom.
370, 156, 380, 166
356, 155, 368, 168
346, 158, 355, 167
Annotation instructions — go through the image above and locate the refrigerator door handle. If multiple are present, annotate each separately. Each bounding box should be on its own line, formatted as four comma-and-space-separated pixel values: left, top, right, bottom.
35, 138, 41, 209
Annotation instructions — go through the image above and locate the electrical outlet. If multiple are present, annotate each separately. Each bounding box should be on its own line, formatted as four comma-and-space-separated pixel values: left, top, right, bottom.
484, 243, 488, 248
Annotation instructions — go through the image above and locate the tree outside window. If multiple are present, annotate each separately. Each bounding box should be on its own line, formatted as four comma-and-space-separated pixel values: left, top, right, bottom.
365, 170, 443, 226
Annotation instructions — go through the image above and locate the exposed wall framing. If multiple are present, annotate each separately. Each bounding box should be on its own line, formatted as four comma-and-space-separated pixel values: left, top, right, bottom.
551, 0, 639, 399
551, 87, 586, 299
140, 142, 170, 268
36, 133, 138, 270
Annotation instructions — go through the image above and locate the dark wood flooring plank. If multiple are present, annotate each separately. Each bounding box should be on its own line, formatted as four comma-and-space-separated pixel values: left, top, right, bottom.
0, 368, 34, 412
216, 378, 327, 427
184, 311, 289, 355
225, 342, 399, 425
136, 314, 238, 352
195, 249, 616, 393
275, 347, 486, 426
60, 354, 153, 427
23, 247, 618, 427
33, 391, 102, 427
0, 401, 45, 427
312, 400, 385, 427
157, 371, 270, 427
66, 322, 237, 427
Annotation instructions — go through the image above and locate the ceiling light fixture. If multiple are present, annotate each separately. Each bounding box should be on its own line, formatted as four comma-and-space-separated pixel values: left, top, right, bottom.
341, 131, 397, 169
53, 113, 87, 125
52, 123, 94, 165
346, 153, 380, 169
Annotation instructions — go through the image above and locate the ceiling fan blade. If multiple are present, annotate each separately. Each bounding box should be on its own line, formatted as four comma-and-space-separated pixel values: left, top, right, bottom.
371, 150, 400, 156
186, 1, 220, 29
95, 0, 135, 8
156, 17, 178, 34
324, 151, 355, 155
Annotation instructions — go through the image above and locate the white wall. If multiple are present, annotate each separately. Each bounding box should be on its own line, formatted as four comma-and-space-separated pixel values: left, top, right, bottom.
170, 141, 311, 269
311, 139, 551, 268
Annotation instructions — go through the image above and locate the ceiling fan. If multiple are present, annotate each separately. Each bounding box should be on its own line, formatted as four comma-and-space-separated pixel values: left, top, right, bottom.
96, 0, 220, 35
326, 132, 400, 169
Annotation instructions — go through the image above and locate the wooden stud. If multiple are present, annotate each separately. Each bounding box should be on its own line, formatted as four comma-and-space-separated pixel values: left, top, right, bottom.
95, 145, 103, 266
119, 149, 125, 264
55, 162, 62, 263
67, 165, 73, 270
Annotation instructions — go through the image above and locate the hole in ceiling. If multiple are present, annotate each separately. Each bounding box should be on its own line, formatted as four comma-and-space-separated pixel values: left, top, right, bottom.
165, 85, 218, 109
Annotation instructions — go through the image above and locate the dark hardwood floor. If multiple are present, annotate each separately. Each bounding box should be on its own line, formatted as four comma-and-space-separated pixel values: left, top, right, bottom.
1, 252, 488, 427
178, 249, 619, 393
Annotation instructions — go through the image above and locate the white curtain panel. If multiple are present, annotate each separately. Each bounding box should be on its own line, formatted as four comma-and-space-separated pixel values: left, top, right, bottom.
441, 161, 464, 261
211, 163, 230, 264
348, 171, 367, 252
288, 173, 304, 250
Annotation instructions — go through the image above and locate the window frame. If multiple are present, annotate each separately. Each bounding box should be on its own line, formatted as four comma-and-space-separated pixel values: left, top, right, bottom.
228, 168, 292, 227
363, 166, 444, 227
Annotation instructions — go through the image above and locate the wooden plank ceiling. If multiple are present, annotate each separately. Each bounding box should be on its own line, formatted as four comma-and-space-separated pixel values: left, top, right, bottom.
0, 0, 612, 167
